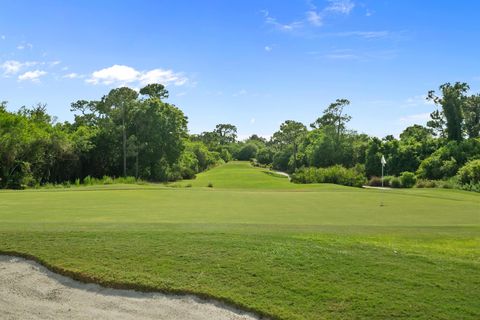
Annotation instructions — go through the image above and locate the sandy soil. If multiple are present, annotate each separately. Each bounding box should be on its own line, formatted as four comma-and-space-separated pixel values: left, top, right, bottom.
0, 255, 260, 320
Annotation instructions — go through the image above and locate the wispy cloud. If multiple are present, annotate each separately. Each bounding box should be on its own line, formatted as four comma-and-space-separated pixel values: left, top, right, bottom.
306, 10, 323, 26
324, 51, 360, 60
233, 89, 247, 97
325, 0, 355, 14
0, 35, 5, 40
329, 31, 389, 39
49, 60, 61, 67
264, 45, 273, 52
86, 65, 188, 87
399, 113, 430, 124
63, 72, 83, 79
17, 42, 33, 50
1, 60, 38, 75
250, 118, 256, 124
318, 49, 397, 61
18, 70, 47, 82
263, 10, 303, 32
402, 95, 435, 108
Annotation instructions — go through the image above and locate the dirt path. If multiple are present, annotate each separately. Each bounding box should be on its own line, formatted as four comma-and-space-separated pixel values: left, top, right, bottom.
0, 255, 260, 320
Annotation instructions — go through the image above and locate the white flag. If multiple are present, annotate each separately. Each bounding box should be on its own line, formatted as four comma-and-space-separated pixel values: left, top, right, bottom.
381, 155, 386, 166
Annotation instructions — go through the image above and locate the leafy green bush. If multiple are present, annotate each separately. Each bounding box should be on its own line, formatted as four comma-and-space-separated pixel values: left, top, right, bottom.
102, 175, 114, 185
416, 179, 437, 188
417, 139, 480, 179
382, 176, 394, 187
83, 175, 93, 185
458, 182, 480, 192
368, 176, 393, 187
368, 176, 383, 187
390, 177, 402, 188
456, 159, 480, 185
220, 149, 233, 162
400, 171, 417, 188
207, 182, 213, 188
115, 176, 137, 184
257, 148, 274, 165
236, 144, 258, 161
292, 165, 366, 188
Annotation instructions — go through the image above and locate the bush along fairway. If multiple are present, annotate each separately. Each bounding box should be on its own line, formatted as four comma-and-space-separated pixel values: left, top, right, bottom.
1, 161, 479, 319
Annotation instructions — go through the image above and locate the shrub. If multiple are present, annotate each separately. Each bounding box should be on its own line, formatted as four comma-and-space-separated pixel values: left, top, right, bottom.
368, 176, 383, 187
236, 144, 258, 161
368, 176, 394, 187
220, 149, 233, 162
390, 177, 402, 188
257, 148, 274, 165
74, 178, 80, 186
417, 139, 480, 179
400, 171, 417, 188
83, 175, 93, 185
456, 159, 480, 185
207, 182, 213, 188
292, 165, 366, 188
382, 176, 394, 187
115, 176, 137, 184
102, 175, 114, 185
416, 179, 437, 188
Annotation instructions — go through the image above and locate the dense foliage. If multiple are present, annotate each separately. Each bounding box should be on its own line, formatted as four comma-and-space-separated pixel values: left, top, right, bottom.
0, 85, 224, 188
1, 81, 479, 190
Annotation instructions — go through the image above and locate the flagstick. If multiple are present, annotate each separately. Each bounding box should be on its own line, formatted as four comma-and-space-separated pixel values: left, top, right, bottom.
380, 155, 386, 207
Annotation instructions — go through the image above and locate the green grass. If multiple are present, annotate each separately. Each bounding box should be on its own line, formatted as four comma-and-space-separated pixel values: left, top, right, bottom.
1, 161, 479, 319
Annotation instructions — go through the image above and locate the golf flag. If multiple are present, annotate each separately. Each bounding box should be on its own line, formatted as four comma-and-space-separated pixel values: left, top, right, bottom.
381, 155, 386, 166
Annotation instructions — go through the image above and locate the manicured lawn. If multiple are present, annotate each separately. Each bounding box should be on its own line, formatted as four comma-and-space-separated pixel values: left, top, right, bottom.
0, 161, 479, 319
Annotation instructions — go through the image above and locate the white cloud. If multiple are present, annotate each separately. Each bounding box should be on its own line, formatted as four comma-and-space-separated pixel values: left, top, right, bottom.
403, 95, 435, 108
326, 0, 355, 14
250, 118, 256, 124
233, 89, 247, 97
86, 64, 188, 87
320, 49, 397, 61
49, 60, 61, 67
399, 113, 430, 124
263, 10, 303, 32
325, 52, 359, 60
17, 42, 33, 50
18, 70, 47, 82
264, 1, 354, 31
306, 10, 323, 26
139, 68, 188, 86
1, 35, 5, 40
63, 72, 82, 79
332, 31, 389, 39
86, 65, 139, 85
1, 60, 38, 75
264, 46, 272, 52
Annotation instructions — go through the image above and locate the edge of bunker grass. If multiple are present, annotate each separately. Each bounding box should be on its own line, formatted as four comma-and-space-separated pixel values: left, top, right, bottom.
0, 250, 276, 320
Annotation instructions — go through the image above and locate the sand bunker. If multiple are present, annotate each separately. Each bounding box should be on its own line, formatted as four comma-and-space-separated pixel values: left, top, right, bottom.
0, 255, 260, 320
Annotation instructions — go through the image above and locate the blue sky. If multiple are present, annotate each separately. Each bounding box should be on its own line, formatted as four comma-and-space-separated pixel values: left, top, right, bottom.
1, 0, 479, 139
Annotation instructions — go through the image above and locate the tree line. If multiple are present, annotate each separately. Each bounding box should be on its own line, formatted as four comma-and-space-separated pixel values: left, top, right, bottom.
1, 82, 479, 190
